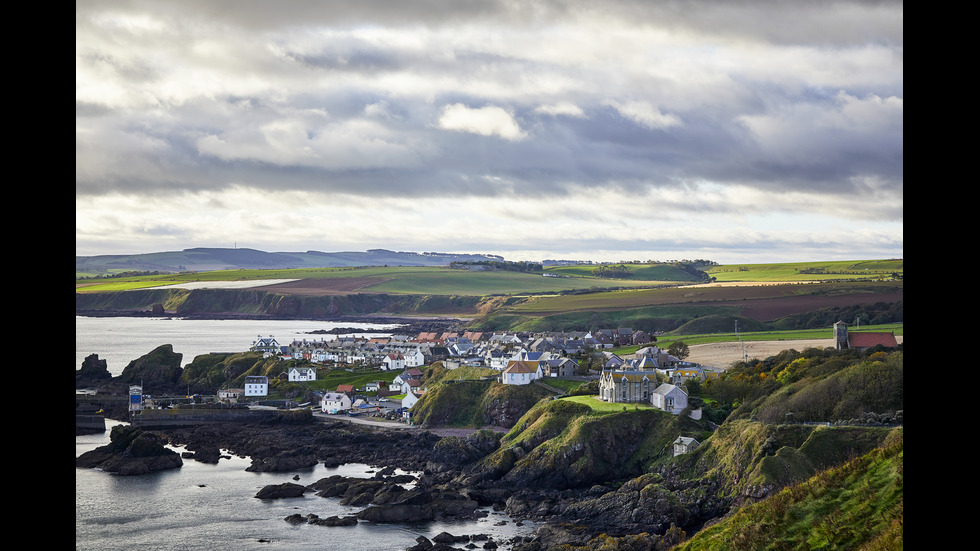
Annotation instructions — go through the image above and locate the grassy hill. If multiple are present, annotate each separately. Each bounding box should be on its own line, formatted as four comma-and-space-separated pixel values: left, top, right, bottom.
673, 430, 903, 550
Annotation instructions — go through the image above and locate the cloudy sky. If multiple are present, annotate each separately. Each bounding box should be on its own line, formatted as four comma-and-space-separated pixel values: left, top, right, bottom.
76, 0, 903, 264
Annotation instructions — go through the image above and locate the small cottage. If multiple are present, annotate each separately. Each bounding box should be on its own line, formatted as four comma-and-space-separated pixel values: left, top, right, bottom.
501, 360, 542, 385
673, 436, 700, 456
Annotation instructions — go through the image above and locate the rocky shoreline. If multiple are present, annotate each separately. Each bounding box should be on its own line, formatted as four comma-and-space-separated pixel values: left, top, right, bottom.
88, 413, 715, 550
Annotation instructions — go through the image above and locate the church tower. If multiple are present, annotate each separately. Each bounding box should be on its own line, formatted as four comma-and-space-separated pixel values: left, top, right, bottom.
834, 321, 849, 350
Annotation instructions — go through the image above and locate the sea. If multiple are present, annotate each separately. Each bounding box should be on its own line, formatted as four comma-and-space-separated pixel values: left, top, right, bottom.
76, 316, 538, 550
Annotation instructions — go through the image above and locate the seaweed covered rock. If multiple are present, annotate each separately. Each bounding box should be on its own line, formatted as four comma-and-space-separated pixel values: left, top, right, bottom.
255, 482, 307, 499
75, 424, 183, 475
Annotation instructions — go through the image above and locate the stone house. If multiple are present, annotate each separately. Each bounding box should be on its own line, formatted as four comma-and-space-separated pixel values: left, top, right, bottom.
598, 369, 658, 403
673, 436, 700, 456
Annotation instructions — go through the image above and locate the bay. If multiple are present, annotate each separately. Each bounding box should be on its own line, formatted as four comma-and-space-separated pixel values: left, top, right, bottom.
75, 315, 402, 375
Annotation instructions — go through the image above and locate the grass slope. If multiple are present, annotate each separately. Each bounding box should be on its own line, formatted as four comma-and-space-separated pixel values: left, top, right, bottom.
674, 430, 903, 550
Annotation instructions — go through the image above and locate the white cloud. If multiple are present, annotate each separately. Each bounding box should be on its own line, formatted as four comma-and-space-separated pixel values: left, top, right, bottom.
535, 102, 586, 118
604, 100, 682, 130
437, 103, 527, 141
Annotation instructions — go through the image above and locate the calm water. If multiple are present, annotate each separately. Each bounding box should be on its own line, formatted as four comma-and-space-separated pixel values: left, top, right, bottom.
75, 316, 402, 375
76, 317, 538, 550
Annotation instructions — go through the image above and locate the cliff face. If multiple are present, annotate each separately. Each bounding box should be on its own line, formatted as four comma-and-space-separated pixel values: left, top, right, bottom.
76, 288, 484, 319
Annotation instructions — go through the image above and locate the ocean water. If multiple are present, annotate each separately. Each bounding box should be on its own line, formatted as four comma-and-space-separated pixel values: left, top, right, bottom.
75, 316, 538, 550
76, 420, 535, 550
75, 316, 403, 374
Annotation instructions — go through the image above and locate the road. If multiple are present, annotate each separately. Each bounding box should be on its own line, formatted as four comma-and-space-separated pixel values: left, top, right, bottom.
311, 405, 507, 437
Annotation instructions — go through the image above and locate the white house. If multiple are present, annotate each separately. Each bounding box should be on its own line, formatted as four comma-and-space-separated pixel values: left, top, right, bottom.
651, 384, 688, 415
382, 352, 406, 371
321, 392, 353, 414
402, 348, 427, 367
401, 378, 423, 394
501, 360, 542, 385
401, 390, 420, 409
288, 367, 317, 382
250, 336, 280, 357
244, 376, 268, 397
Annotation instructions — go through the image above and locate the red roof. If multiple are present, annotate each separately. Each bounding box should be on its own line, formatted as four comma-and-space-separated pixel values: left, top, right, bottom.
849, 332, 898, 349
337, 384, 355, 393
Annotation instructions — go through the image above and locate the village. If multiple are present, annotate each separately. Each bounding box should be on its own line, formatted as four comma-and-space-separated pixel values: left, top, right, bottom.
218, 327, 731, 434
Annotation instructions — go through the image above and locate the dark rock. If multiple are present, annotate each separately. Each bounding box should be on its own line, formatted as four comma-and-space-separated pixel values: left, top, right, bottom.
433, 531, 470, 544
75, 425, 182, 475
284, 513, 307, 525
357, 489, 479, 523
117, 344, 183, 387
255, 482, 307, 499
246, 447, 318, 472
76, 354, 112, 383
185, 446, 222, 464
308, 515, 358, 526
407, 535, 432, 551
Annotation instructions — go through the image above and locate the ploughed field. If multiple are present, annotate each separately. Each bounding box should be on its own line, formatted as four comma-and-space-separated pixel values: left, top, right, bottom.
686, 336, 904, 369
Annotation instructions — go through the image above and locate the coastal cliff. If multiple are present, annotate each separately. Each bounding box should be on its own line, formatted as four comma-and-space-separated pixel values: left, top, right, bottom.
76, 288, 482, 320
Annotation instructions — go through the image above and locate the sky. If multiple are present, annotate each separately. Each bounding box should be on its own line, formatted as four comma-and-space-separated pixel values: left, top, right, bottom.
76, 0, 903, 265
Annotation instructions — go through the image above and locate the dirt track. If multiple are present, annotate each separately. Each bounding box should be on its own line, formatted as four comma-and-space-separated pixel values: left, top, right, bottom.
686, 336, 903, 369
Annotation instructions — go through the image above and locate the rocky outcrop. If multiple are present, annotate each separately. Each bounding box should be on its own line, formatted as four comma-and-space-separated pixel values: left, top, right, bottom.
76, 354, 112, 384
255, 482, 307, 499
245, 446, 319, 472
75, 425, 182, 475
355, 488, 481, 523
118, 344, 184, 388
284, 513, 358, 526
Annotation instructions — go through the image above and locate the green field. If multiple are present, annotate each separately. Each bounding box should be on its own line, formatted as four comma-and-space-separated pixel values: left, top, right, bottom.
707, 259, 903, 282
76, 265, 689, 295
77, 259, 903, 295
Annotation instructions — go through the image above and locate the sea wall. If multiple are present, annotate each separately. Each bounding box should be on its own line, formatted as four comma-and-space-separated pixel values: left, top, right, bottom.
131, 407, 279, 428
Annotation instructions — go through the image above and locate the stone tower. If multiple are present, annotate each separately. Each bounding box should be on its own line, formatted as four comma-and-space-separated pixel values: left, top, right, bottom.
834, 321, 849, 350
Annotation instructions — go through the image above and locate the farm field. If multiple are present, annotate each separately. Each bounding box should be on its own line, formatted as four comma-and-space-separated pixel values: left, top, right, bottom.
75, 265, 687, 295
683, 334, 904, 369
706, 259, 903, 282
498, 281, 903, 322
76, 259, 903, 295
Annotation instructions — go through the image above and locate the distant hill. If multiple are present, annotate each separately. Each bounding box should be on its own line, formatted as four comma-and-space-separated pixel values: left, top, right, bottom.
75, 248, 506, 275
